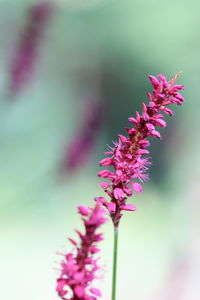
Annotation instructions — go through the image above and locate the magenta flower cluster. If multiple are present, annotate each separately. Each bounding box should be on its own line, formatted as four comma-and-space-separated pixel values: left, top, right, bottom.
56, 203, 107, 300
96, 73, 185, 228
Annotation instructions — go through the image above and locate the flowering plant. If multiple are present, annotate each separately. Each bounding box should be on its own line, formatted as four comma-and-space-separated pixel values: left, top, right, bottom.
56, 73, 185, 300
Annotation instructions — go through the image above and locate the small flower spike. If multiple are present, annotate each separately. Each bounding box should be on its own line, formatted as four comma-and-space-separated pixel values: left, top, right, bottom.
56, 203, 107, 300
62, 100, 104, 173
97, 73, 185, 228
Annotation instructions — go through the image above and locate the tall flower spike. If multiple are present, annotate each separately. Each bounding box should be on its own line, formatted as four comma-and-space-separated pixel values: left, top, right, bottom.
56, 203, 107, 300
8, 1, 54, 96
97, 73, 185, 228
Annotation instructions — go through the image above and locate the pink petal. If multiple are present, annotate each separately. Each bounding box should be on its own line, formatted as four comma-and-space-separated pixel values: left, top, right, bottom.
90, 246, 100, 254
121, 204, 136, 211
150, 130, 161, 139
128, 117, 138, 124
56, 279, 67, 297
123, 185, 133, 196
100, 182, 110, 189
90, 288, 102, 297
145, 123, 155, 131
114, 188, 124, 200
68, 238, 77, 246
108, 202, 116, 213
74, 286, 84, 298
118, 134, 128, 143
161, 107, 174, 116
132, 182, 143, 194
97, 170, 113, 178
99, 157, 113, 166
154, 118, 167, 127
138, 139, 150, 147
94, 197, 108, 206
78, 205, 89, 216
148, 75, 160, 88
137, 149, 149, 155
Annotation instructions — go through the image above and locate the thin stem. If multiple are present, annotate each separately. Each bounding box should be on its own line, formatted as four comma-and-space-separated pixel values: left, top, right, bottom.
111, 227, 119, 300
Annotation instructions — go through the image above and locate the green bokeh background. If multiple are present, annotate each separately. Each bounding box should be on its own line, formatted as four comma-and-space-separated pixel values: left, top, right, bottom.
0, 1, 199, 300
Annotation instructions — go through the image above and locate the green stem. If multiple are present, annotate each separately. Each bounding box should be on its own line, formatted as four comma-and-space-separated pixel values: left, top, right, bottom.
111, 227, 119, 300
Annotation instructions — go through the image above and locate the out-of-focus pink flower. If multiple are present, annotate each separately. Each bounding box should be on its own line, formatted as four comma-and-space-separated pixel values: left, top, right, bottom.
8, 1, 54, 96
96, 74, 185, 228
62, 100, 104, 173
56, 203, 107, 300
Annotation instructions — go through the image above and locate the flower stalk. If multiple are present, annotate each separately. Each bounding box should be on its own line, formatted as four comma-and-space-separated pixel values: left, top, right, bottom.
111, 227, 119, 300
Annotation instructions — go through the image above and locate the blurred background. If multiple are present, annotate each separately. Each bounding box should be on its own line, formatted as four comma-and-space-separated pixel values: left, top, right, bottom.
0, 0, 199, 299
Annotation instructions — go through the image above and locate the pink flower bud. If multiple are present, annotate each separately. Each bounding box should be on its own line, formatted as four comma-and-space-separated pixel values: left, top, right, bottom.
99, 157, 113, 166
90, 288, 102, 296
108, 202, 116, 213
121, 204, 136, 211
68, 238, 77, 246
97, 170, 112, 178
161, 107, 174, 116
123, 185, 133, 196
150, 130, 161, 139
100, 182, 110, 189
145, 123, 155, 131
138, 139, 151, 147
78, 205, 90, 216
148, 75, 160, 88
132, 182, 143, 194
136, 111, 140, 122
128, 117, 138, 124
114, 188, 124, 200
118, 134, 128, 143
137, 149, 149, 155
153, 118, 167, 127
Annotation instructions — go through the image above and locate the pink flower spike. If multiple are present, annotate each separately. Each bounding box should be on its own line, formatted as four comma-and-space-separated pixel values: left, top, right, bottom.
132, 182, 143, 194
56, 203, 106, 299
96, 73, 185, 228
121, 204, 136, 211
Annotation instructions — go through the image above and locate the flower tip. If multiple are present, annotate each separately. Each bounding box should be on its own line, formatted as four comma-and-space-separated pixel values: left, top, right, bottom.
78, 205, 90, 216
